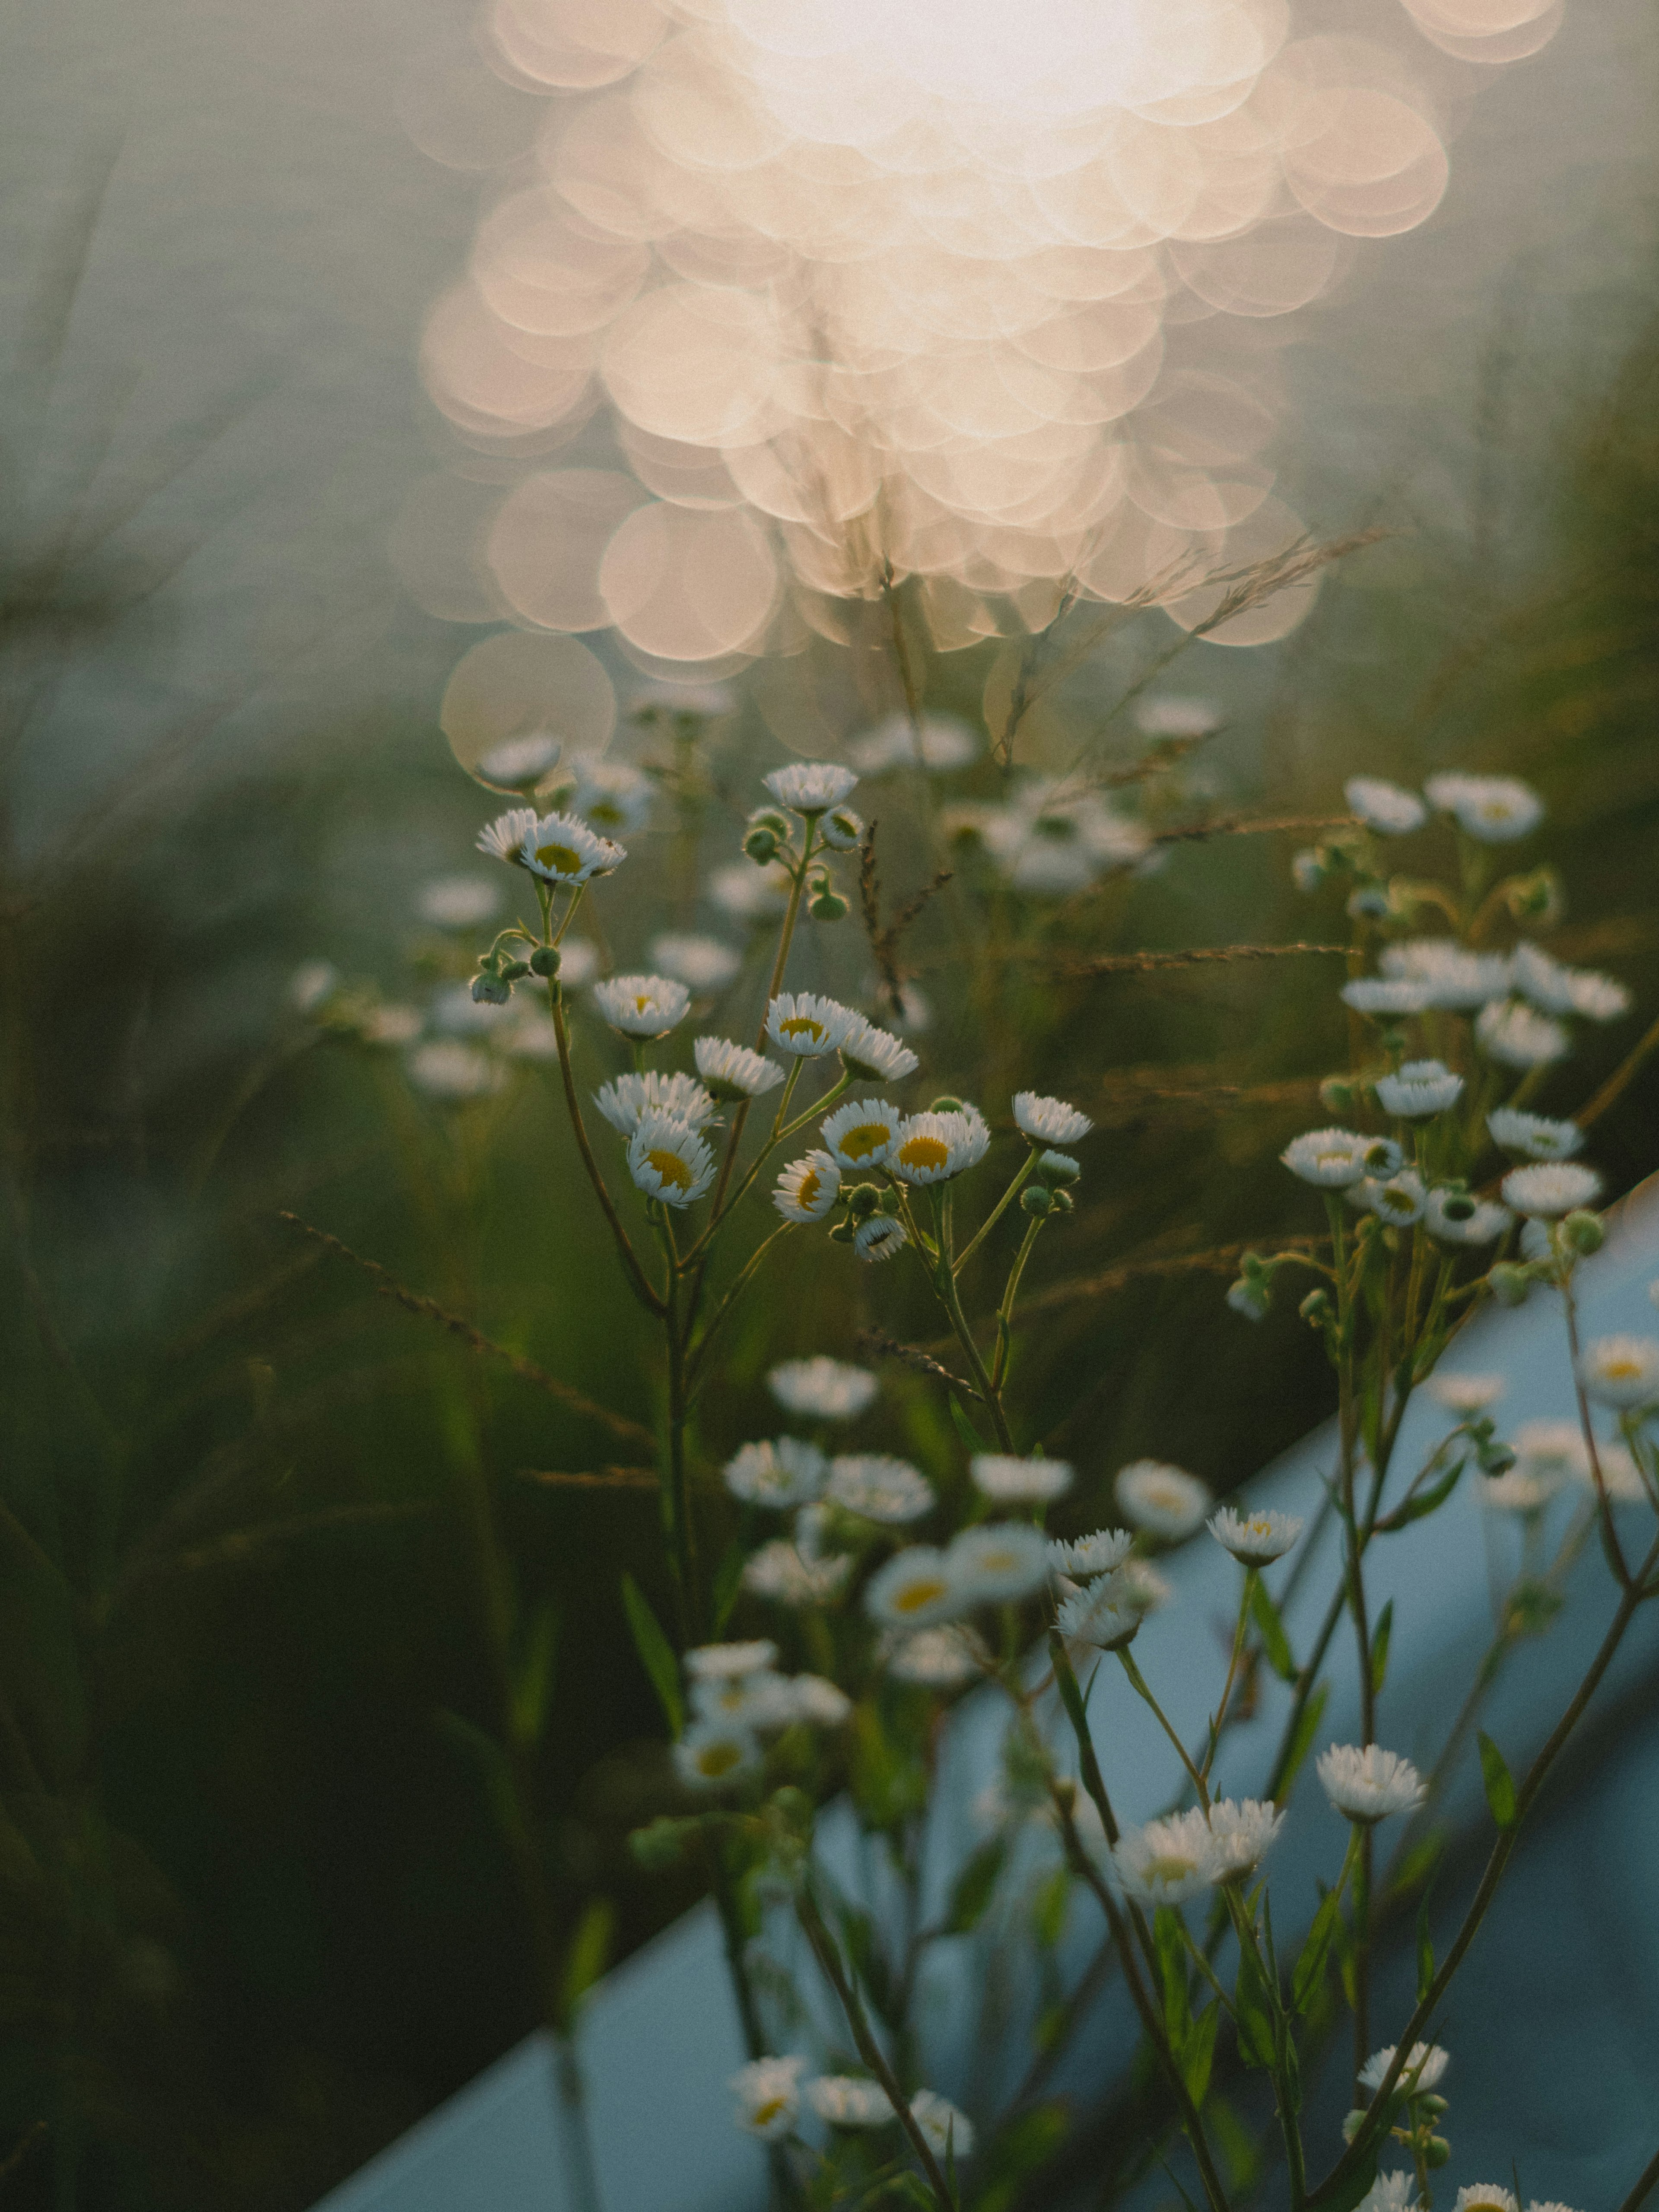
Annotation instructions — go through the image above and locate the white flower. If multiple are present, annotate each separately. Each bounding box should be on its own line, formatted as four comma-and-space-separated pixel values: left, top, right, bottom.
594, 1071, 718, 1135
1511, 943, 1630, 1023
1345, 777, 1426, 835
1381, 940, 1513, 1010
689, 1669, 798, 1729
627, 1110, 717, 1207
1358, 2042, 1449, 2096
849, 713, 979, 775
1281, 1129, 1379, 1189
476, 806, 540, 867
361, 1004, 424, 1048
1576, 1440, 1651, 1505
766, 992, 858, 1058
1054, 1579, 1141, 1652
1291, 849, 1325, 894
521, 810, 627, 886
820, 1098, 903, 1170
1116, 1460, 1212, 1539
855, 1214, 909, 1262
840, 1016, 920, 1083
431, 983, 514, 1037
827, 1455, 935, 1523
1374, 1061, 1463, 1118
685, 1640, 779, 1681
864, 1546, 961, 1627
1476, 999, 1570, 1068
407, 1041, 506, 1101
594, 973, 690, 1038
725, 1438, 828, 1509
477, 733, 561, 788
287, 960, 339, 1013
1316, 1743, 1426, 1823
909, 2091, 974, 2160
1356, 2177, 1418, 2212
971, 1454, 1074, 1505
729, 2054, 806, 2139
1115, 1557, 1173, 1614
695, 1035, 785, 1100
1046, 1529, 1135, 1579
710, 860, 792, 920
1577, 1335, 1659, 1411
1452, 2189, 1518, 2212
1481, 1466, 1562, 1516
675, 1719, 761, 1792
743, 1540, 853, 1605
1511, 1419, 1589, 1485
1423, 1188, 1512, 1246
884, 1625, 982, 1686
773, 1150, 841, 1223
890, 1109, 989, 1185
649, 934, 742, 993
786, 1674, 853, 1727
416, 877, 501, 930
767, 1357, 876, 1421
571, 759, 653, 836
1013, 1092, 1093, 1144
806, 2075, 896, 2128
1136, 696, 1221, 737
1208, 1506, 1303, 1566
1427, 1372, 1505, 1415
949, 1522, 1050, 1604
820, 806, 863, 852
1501, 1162, 1602, 1218
1487, 1108, 1583, 1160
1424, 772, 1543, 842
1206, 1798, 1285, 1879
1342, 977, 1434, 1017
1363, 1170, 1427, 1227
764, 761, 858, 813
555, 940, 599, 990
1112, 1807, 1220, 1905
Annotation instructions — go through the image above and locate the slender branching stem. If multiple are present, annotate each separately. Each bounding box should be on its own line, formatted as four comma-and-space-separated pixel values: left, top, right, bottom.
550, 987, 666, 1317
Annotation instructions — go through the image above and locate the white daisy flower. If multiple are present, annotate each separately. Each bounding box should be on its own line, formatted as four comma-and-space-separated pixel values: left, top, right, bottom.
1374, 1061, 1463, 1118
729, 2054, 806, 2139
556, 941, 599, 989
1424, 772, 1543, 843
1054, 1579, 1141, 1653
854, 1214, 909, 1262
649, 934, 742, 994
840, 1016, 920, 1083
786, 1674, 854, 1728
1423, 1188, 1512, 1245
1362, 1169, 1427, 1227
1452, 2189, 1518, 2212
1487, 1108, 1583, 1160
416, 877, 501, 930
407, 1041, 506, 1101
1116, 1460, 1212, 1539
864, 1546, 962, 1628
1046, 1529, 1135, 1580
1205, 1797, 1285, 1880
1358, 2043, 1449, 2096
627, 1110, 717, 1208
1573, 1440, 1650, 1505
849, 712, 979, 775
694, 1035, 785, 1100
805, 2075, 895, 2129
476, 806, 540, 867
1511, 942, 1630, 1023
763, 761, 858, 814
521, 811, 627, 886
684, 1640, 779, 1681
287, 960, 339, 1014
1355, 2178, 1417, 2212
1112, 1807, 1220, 1906
1281, 1129, 1387, 1189
1342, 977, 1434, 1017
477, 733, 561, 788
1427, 1372, 1506, 1415
360, 1004, 424, 1048
773, 1150, 841, 1224
1481, 1467, 1562, 1516
1316, 1743, 1427, 1823
1013, 1091, 1093, 1144
1501, 1162, 1602, 1218
724, 1438, 828, 1509
1136, 696, 1222, 737
1577, 1334, 1659, 1411
689, 1669, 799, 1729
742, 1541, 853, 1606
1291, 849, 1325, 895
767, 1357, 877, 1421
710, 860, 792, 921
1564, 970, 1632, 1022
594, 974, 690, 1038
571, 759, 653, 837
819, 806, 864, 852
1476, 999, 1570, 1068
1381, 940, 1513, 1010
889, 1109, 990, 1185
820, 1098, 902, 1170
1115, 1557, 1173, 1615
1345, 777, 1426, 835
827, 1455, 935, 1523
675, 1720, 761, 1792
949, 1522, 1050, 1604
766, 992, 858, 1058
1208, 1506, 1303, 1566
1512, 1419, 1589, 1485
909, 2091, 974, 2160
594, 1071, 718, 1135
884, 1625, 982, 1687
970, 1454, 1074, 1504
431, 983, 515, 1037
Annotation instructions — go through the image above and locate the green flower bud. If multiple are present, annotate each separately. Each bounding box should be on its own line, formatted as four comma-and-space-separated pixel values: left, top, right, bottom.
1020, 1184, 1053, 1217
1417, 2095, 1449, 2120
629, 1815, 700, 1872
845, 1183, 883, 1219
1227, 1276, 1271, 1322
529, 944, 561, 978
808, 888, 849, 921
1048, 1187, 1074, 1216
1425, 2138, 1452, 2170
471, 972, 512, 1006
1561, 1208, 1604, 1256
1489, 1262, 1531, 1308
929, 1095, 964, 1114
500, 959, 531, 982
1300, 1287, 1334, 1330
1478, 1441, 1517, 1477
827, 1218, 858, 1244
743, 826, 780, 864
748, 807, 790, 838
1503, 865, 1564, 926
1320, 1075, 1362, 1116
820, 807, 863, 852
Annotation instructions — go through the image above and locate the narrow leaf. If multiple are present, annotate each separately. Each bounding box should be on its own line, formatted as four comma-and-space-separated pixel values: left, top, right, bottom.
620, 1573, 682, 1735
435, 1708, 517, 1838
1478, 1730, 1517, 1828
948, 1392, 985, 1455
1277, 1681, 1330, 1801
1182, 2000, 1221, 2108
510, 1602, 560, 1747
1233, 1943, 1276, 2069
945, 1837, 1007, 1934
1250, 1577, 1297, 1683
1292, 1883, 1344, 2015
710, 1536, 747, 1637
1415, 1895, 1436, 2003
1154, 1906, 1192, 2052
560, 1897, 616, 2021
1369, 1600, 1393, 1698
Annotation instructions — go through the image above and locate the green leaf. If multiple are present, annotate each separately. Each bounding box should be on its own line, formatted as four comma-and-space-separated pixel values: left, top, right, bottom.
1153, 1907, 1192, 2052
1206, 2094, 1264, 2192
710, 1537, 748, 1637
1292, 1883, 1344, 2015
838, 1905, 897, 2026
560, 1896, 616, 2021
1377, 1457, 1465, 1532
1415, 1895, 1436, 2003
945, 1837, 1007, 1934
1030, 1863, 1071, 1950
1477, 1730, 1517, 1828
1367, 1600, 1393, 1698
510, 1601, 560, 1747
1306, 2150, 1379, 2212
1182, 2001, 1220, 2108
1233, 1943, 1277, 2070
971, 2101, 1068, 2212
1389, 1828, 1445, 1902
1250, 1579, 1297, 1683
620, 1573, 683, 1736
1278, 1681, 1330, 1801
948, 1393, 985, 1456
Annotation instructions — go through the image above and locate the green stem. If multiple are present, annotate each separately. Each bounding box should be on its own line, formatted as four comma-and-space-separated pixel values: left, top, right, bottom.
953, 1150, 1039, 1275
686, 1224, 795, 1394
931, 1191, 1014, 1449
550, 988, 665, 1317
1117, 1647, 1210, 1810
1201, 1572, 1256, 1783
990, 1214, 1043, 1397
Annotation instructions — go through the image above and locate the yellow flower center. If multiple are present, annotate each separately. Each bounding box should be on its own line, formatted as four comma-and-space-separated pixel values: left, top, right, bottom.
839, 1121, 892, 1161
1604, 1357, 1642, 1379
1246, 1516, 1272, 1538
696, 1741, 743, 1777
535, 841, 583, 875
796, 1168, 822, 1209
647, 1148, 694, 1192
633, 992, 654, 1014
752, 2096, 788, 2128
780, 1016, 825, 1044
1149, 1853, 1200, 1883
893, 1576, 949, 1615
898, 1134, 950, 1174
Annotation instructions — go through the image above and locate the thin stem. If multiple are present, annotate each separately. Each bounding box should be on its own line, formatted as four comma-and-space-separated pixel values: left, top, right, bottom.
990, 1214, 1043, 1397
1562, 1271, 1634, 1589
550, 989, 665, 1316
930, 1192, 1015, 1449
1117, 1648, 1210, 1810
1201, 1572, 1255, 1783
1616, 2141, 1659, 2212
953, 1151, 1039, 1275
686, 1223, 795, 1392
